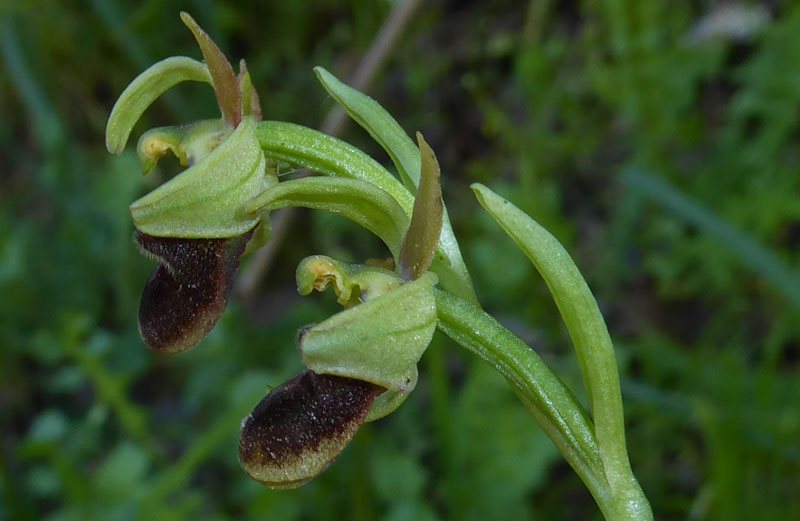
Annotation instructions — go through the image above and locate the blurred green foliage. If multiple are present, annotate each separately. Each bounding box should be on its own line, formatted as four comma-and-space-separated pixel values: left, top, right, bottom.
2, 1, 799, 520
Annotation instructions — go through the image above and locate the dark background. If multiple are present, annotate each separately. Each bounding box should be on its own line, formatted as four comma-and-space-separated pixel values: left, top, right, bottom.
1, 1, 799, 520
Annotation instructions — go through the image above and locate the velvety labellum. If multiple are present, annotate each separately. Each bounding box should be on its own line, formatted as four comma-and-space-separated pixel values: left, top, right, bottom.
136, 229, 252, 353
239, 370, 382, 489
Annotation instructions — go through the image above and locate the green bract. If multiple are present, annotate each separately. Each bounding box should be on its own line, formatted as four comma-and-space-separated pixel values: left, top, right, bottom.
314, 67, 477, 304
245, 176, 409, 259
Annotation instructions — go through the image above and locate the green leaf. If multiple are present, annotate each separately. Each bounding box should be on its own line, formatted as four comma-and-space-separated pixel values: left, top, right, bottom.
105, 56, 211, 154
471, 183, 652, 520
245, 176, 410, 259
180, 12, 242, 127
399, 133, 443, 280
130, 116, 268, 238
313, 67, 478, 304
254, 121, 477, 303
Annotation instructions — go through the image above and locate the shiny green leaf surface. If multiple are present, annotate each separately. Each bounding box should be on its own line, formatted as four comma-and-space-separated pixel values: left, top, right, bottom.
471, 183, 652, 521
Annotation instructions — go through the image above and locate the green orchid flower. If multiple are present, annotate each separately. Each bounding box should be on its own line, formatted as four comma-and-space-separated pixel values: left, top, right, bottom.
239, 131, 445, 489
105, 12, 275, 353
104, 12, 652, 518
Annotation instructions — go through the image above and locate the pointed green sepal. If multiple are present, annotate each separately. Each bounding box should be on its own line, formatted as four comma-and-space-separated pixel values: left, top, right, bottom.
314, 66, 420, 191
106, 56, 212, 154
130, 116, 272, 238
299, 271, 438, 394
238, 59, 263, 121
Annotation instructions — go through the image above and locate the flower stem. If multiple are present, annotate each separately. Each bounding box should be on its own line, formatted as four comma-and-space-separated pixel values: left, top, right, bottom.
435, 289, 652, 520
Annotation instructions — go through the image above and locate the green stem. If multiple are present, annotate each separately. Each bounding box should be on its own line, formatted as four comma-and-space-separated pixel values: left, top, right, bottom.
435, 289, 651, 520
434, 290, 610, 507
470, 184, 653, 520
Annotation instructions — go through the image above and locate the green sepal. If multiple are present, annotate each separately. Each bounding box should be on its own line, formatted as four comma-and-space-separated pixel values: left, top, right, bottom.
238, 59, 263, 121
106, 56, 212, 154
314, 66, 420, 191
299, 271, 437, 393
366, 391, 411, 422
313, 67, 477, 304
295, 255, 413, 420
136, 119, 228, 174
245, 176, 410, 260
130, 116, 273, 238
296, 257, 437, 417
243, 217, 272, 255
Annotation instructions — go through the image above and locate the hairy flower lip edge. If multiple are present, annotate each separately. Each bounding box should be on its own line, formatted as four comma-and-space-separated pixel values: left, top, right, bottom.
135, 228, 254, 354
239, 370, 383, 489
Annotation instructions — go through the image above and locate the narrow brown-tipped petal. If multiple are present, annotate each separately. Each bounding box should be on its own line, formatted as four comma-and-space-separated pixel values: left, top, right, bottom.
238, 59, 263, 122
136, 230, 252, 353
180, 12, 242, 127
239, 370, 382, 489
398, 133, 443, 281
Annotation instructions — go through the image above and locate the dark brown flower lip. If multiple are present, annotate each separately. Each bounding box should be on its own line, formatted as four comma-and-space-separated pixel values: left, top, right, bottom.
239, 370, 383, 489
135, 229, 252, 354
